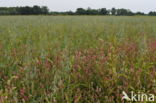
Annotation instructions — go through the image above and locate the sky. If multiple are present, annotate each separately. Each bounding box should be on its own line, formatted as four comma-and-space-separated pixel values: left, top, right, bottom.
0, 0, 156, 13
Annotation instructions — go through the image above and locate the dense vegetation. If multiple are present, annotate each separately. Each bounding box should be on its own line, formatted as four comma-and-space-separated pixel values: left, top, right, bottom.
0, 16, 156, 102
0, 6, 156, 16
0, 6, 49, 15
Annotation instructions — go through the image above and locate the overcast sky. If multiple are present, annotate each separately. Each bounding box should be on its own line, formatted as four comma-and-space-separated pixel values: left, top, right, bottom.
0, 0, 156, 13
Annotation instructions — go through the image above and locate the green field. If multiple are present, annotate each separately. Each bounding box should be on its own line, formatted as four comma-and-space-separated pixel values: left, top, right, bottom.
0, 16, 156, 102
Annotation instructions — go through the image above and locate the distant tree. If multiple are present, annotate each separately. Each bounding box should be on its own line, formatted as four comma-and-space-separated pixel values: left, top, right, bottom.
49, 11, 59, 15
126, 9, 134, 16
0, 6, 155, 16
148, 11, 156, 16
86, 7, 99, 15
111, 8, 116, 15
9, 7, 15, 15
116, 8, 134, 16
66, 11, 75, 15
16, 6, 31, 15
135, 12, 145, 15
41, 6, 49, 14
16, 6, 49, 15
99, 8, 109, 15
32, 5, 42, 14
76, 8, 86, 15
116, 9, 125, 15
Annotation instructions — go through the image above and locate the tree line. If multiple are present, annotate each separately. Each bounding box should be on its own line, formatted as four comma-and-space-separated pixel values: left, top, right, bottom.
0, 6, 49, 15
0, 6, 156, 16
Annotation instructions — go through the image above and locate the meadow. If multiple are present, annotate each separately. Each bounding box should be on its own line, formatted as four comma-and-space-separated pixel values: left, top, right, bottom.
0, 16, 156, 103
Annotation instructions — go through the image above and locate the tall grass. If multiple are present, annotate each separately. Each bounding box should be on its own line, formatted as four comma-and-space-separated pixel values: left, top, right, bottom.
0, 16, 156, 103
